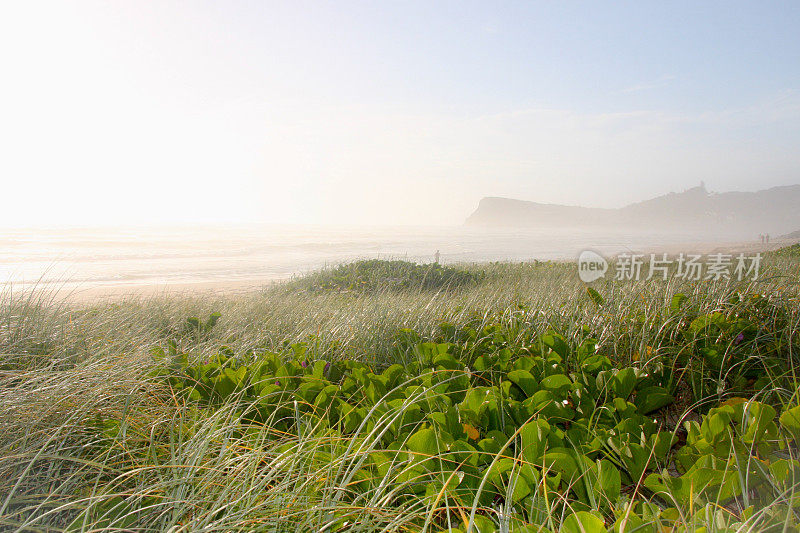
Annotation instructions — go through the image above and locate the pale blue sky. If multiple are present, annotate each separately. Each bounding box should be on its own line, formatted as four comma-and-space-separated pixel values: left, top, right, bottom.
1, 1, 799, 225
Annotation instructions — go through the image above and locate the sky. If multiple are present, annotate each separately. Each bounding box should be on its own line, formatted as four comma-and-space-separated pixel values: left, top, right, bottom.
1, 1, 799, 227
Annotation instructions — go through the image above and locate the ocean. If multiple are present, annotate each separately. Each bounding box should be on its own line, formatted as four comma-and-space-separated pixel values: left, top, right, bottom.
0, 224, 739, 292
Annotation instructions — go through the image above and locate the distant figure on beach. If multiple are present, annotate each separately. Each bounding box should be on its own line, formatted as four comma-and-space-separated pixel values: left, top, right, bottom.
766, 234, 770, 244
760, 234, 764, 244
434, 250, 440, 263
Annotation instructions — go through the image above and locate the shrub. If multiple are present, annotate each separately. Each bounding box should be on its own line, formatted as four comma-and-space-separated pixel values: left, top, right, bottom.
292, 259, 481, 293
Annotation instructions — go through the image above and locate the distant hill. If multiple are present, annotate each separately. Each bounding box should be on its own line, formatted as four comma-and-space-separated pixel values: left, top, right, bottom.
465, 184, 800, 235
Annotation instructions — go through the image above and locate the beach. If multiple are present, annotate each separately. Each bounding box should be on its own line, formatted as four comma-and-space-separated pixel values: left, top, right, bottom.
2, 224, 793, 303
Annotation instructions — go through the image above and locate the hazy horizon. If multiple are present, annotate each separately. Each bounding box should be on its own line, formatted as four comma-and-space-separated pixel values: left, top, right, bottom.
2, 223, 771, 293
2, 2, 800, 228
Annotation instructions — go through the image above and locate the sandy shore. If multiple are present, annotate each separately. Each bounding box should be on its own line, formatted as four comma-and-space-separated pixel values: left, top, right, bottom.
16, 238, 796, 305
33, 277, 288, 304
614, 237, 792, 256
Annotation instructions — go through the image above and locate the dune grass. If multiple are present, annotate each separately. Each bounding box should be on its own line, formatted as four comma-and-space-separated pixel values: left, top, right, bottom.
286, 259, 482, 294
771, 243, 800, 258
1, 258, 799, 531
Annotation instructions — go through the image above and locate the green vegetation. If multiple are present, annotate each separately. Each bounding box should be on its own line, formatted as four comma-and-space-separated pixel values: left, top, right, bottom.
771, 242, 800, 258
290, 259, 481, 293
1, 259, 799, 531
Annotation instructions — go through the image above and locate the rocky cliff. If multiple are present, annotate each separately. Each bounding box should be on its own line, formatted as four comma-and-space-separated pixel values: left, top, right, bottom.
465, 184, 800, 235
